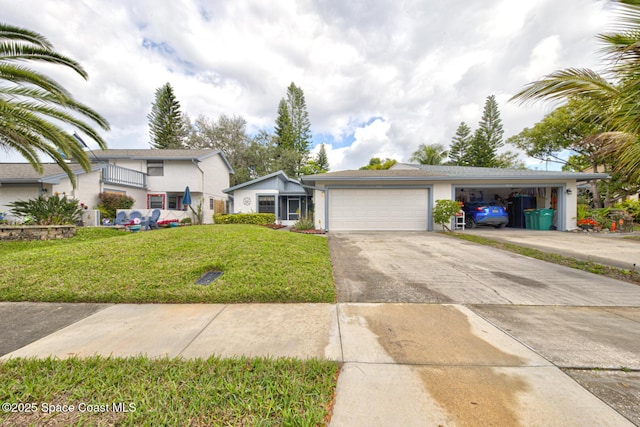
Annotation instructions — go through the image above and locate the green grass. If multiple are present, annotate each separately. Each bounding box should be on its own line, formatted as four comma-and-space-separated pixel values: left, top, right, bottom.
447, 233, 640, 285
0, 225, 335, 303
0, 356, 340, 426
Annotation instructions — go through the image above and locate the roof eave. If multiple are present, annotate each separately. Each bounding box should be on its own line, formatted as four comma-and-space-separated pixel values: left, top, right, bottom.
301, 173, 610, 183
223, 170, 299, 193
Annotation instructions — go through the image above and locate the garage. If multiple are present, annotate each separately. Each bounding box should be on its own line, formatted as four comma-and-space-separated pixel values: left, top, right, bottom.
454, 185, 562, 230
301, 165, 608, 232
328, 188, 430, 231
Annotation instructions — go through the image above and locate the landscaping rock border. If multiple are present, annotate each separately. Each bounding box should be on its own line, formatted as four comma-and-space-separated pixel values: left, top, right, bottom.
0, 225, 76, 241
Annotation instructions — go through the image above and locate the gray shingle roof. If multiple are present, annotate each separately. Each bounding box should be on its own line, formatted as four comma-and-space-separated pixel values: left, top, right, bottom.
90, 149, 218, 160
0, 163, 100, 182
301, 163, 608, 183
223, 170, 300, 193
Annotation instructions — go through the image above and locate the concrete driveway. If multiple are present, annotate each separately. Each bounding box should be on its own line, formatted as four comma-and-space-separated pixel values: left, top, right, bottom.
328, 231, 640, 425
462, 228, 640, 271
328, 231, 640, 305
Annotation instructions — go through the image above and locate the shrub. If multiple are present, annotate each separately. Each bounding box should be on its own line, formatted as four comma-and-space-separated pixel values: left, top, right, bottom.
214, 213, 276, 225
180, 217, 192, 225
97, 192, 135, 219
586, 208, 611, 229
576, 204, 589, 222
433, 199, 464, 231
614, 199, 640, 222
293, 215, 315, 230
8, 194, 82, 225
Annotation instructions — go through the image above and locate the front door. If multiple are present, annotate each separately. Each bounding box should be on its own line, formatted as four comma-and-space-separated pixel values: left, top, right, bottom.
288, 198, 300, 221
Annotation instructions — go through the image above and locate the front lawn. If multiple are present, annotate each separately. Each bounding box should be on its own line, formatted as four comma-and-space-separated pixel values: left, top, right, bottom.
0, 225, 335, 303
0, 356, 339, 426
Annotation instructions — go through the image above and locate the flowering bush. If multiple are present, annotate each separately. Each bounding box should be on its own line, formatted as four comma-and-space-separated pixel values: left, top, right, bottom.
577, 218, 598, 227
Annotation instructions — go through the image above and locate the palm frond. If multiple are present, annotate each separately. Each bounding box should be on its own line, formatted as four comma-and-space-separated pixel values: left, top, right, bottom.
0, 22, 109, 186
0, 42, 87, 79
510, 68, 618, 105
0, 23, 53, 49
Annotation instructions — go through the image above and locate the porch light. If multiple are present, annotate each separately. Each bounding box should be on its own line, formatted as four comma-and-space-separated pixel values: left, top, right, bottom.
566, 189, 572, 195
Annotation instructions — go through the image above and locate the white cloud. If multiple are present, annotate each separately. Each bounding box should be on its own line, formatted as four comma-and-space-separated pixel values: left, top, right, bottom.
1, 0, 613, 169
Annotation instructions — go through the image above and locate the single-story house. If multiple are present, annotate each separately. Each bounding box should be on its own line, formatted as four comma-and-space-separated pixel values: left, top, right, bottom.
300, 163, 608, 232
0, 149, 233, 224
223, 171, 312, 226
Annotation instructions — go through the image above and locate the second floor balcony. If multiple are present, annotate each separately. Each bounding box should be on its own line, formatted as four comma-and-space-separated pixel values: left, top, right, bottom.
102, 164, 147, 189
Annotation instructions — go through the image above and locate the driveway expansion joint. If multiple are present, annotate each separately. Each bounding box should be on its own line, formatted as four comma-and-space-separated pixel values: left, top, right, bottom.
177, 304, 228, 357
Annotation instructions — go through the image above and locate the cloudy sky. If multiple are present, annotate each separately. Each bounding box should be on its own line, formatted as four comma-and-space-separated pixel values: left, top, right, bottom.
2, 0, 614, 170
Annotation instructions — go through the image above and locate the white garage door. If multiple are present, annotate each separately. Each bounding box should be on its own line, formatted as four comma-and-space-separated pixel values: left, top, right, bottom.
328, 188, 429, 231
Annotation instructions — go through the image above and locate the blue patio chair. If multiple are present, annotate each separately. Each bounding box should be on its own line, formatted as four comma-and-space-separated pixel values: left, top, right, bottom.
114, 211, 128, 225
129, 211, 143, 226
144, 209, 161, 230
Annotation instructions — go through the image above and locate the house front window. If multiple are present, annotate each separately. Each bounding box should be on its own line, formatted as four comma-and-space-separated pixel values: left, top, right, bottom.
258, 195, 275, 213
167, 195, 182, 210
148, 194, 165, 209
147, 160, 164, 176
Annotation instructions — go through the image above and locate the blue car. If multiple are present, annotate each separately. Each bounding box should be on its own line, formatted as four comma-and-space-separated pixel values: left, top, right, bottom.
463, 202, 508, 228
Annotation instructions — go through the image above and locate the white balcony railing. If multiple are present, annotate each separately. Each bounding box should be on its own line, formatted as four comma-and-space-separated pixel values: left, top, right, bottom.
102, 164, 147, 188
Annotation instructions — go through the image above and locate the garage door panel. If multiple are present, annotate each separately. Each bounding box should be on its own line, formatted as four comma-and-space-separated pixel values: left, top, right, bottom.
329, 188, 429, 231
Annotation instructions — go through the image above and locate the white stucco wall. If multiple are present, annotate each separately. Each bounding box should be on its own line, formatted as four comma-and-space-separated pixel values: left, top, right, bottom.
313, 188, 326, 230
107, 155, 231, 224
0, 185, 40, 222
232, 189, 278, 214
198, 155, 231, 222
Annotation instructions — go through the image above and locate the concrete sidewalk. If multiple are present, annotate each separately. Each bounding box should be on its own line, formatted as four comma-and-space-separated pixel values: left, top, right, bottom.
2, 303, 634, 426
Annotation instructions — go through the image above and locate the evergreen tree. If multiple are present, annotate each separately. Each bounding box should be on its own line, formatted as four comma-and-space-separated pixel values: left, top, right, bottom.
273, 82, 312, 176
148, 83, 188, 149
286, 82, 312, 154
466, 95, 504, 167
448, 122, 472, 165
274, 98, 294, 150
301, 143, 330, 175
316, 143, 329, 171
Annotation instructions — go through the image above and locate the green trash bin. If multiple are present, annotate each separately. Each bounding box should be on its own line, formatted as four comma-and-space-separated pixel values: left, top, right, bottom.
532, 209, 541, 230
524, 209, 535, 229
538, 208, 554, 230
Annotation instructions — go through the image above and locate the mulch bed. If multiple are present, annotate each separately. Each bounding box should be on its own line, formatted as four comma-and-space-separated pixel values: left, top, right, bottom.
291, 228, 326, 235
260, 223, 287, 229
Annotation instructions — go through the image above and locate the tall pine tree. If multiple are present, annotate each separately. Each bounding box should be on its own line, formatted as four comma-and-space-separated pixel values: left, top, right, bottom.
274, 99, 294, 150
315, 143, 329, 172
274, 82, 312, 176
466, 95, 504, 167
286, 82, 312, 154
148, 83, 188, 149
448, 122, 472, 165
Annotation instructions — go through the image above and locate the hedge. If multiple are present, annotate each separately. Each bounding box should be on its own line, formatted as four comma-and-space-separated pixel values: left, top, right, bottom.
213, 213, 276, 225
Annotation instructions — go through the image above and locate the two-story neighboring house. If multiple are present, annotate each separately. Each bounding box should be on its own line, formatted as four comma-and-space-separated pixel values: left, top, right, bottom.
0, 149, 233, 224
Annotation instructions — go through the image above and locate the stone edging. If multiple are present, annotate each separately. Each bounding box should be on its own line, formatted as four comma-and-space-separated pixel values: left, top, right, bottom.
0, 225, 77, 241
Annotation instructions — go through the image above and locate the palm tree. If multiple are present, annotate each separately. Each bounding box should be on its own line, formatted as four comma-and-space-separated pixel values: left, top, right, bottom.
409, 143, 448, 165
0, 23, 109, 185
510, 0, 640, 182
